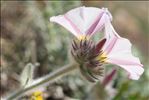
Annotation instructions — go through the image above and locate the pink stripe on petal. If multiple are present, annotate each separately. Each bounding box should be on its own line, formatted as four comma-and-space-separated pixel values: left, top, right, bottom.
64, 14, 82, 35
50, 16, 79, 37
86, 12, 104, 35
104, 36, 118, 54
91, 14, 106, 36
108, 58, 143, 67
107, 59, 144, 80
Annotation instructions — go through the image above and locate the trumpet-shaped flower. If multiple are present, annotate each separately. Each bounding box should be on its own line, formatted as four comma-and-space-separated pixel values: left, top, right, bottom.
50, 7, 112, 40
50, 6, 144, 81
97, 20, 144, 80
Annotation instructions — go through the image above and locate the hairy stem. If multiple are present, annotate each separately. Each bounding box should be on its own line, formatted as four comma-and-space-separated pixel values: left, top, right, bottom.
6, 62, 78, 100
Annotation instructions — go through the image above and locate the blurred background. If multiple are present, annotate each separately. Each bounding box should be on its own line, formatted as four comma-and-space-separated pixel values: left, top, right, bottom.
1, 1, 149, 100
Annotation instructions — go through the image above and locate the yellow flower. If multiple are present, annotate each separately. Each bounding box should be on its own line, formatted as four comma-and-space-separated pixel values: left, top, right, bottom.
30, 91, 43, 100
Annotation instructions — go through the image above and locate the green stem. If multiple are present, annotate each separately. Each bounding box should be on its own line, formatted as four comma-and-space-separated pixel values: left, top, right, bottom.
6, 62, 78, 100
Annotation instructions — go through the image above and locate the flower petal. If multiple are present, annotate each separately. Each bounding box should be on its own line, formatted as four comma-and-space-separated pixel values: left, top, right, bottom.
106, 38, 144, 80
113, 64, 143, 80
50, 15, 80, 38
82, 7, 103, 32
104, 18, 120, 40
87, 8, 113, 36
101, 18, 122, 53
85, 11, 104, 36
107, 38, 132, 56
50, 7, 112, 38
64, 7, 85, 35
102, 36, 118, 54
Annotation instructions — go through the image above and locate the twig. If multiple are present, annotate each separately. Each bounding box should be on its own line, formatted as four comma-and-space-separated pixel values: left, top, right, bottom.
6, 62, 78, 100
